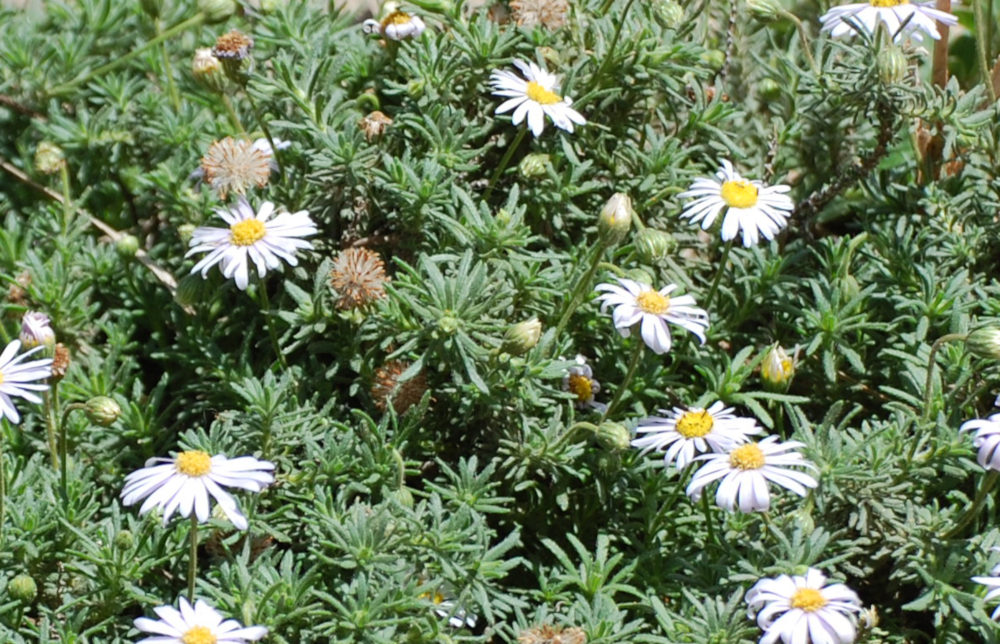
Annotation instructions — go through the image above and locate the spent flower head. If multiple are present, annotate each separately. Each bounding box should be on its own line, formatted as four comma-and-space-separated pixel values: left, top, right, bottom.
594, 277, 709, 354
490, 59, 585, 137
197, 137, 287, 198
330, 247, 390, 309
509, 0, 569, 29
746, 568, 862, 644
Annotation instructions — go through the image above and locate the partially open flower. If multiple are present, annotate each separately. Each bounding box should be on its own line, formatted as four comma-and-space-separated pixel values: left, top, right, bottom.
363, 10, 427, 40
19, 311, 55, 350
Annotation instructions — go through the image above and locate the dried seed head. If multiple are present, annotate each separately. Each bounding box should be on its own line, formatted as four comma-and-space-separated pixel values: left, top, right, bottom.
201, 137, 272, 198
372, 360, 427, 415
359, 111, 393, 141
518, 624, 587, 644
51, 343, 71, 381
7, 272, 30, 307
212, 29, 254, 60
330, 247, 389, 310
509, 0, 569, 29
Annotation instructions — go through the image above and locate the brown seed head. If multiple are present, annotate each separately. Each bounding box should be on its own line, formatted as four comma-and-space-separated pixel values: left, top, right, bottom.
358, 111, 393, 141
201, 137, 272, 199
212, 30, 254, 60
51, 343, 71, 382
509, 0, 568, 29
518, 625, 587, 644
372, 360, 427, 415
330, 247, 389, 310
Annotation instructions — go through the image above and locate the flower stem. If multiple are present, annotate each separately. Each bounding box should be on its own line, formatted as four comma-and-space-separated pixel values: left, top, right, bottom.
44, 390, 59, 470
551, 421, 600, 450
48, 14, 206, 96
601, 340, 643, 421
258, 283, 288, 370
974, 0, 997, 103
59, 403, 85, 503
593, 0, 637, 84
945, 470, 999, 539
551, 242, 609, 350
921, 332, 967, 423
703, 240, 734, 312
188, 516, 199, 602
59, 164, 73, 237
245, 91, 284, 177
0, 422, 6, 542
778, 10, 820, 76
484, 127, 527, 202
222, 95, 249, 137
701, 492, 716, 545
157, 20, 182, 112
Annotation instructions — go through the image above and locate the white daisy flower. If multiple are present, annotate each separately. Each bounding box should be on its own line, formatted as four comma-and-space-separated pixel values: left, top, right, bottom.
490, 59, 586, 137
186, 198, 317, 291
819, 0, 957, 42
594, 278, 709, 355
960, 414, 1000, 471
121, 451, 275, 530
561, 354, 605, 411
746, 568, 862, 644
679, 160, 794, 247
686, 436, 818, 513
134, 596, 267, 644
363, 10, 427, 40
632, 401, 762, 469
427, 592, 478, 629
0, 339, 52, 425
973, 560, 1000, 620
19, 311, 55, 349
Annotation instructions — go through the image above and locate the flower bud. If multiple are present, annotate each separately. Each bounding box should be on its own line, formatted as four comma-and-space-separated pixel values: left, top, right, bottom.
84, 396, 122, 427
699, 49, 726, 72
115, 234, 140, 258
139, 0, 164, 17
757, 78, 782, 102
518, 153, 550, 179
877, 45, 908, 84
177, 223, 197, 244
20, 312, 55, 350
966, 327, 1000, 360
653, 0, 684, 27
8, 574, 37, 602
634, 228, 676, 263
437, 315, 461, 334
500, 318, 542, 355
198, 0, 237, 23
760, 343, 795, 392
598, 193, 633, 246
624, 267, 654, 286
114, 530, 135, 550
595, 422, 630, 451
34, 142, 65, 175
174, 274, 204, 308
192, 48, 230, 93
747, 0, 782, 20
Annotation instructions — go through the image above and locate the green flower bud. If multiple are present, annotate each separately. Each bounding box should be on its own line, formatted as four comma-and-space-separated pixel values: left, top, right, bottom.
8, 574, 37, 602
760, 343, 795, 392
966, 327, 1000, 360
177, 223, 197, 244
757, 78, 782, 102
114, 530, 135, 551
140, 0, 164, 18
653, 0, 684, 28
500, 318, 542, 355
518, 153, 550, 179
198, 0, 237, 23
700, 49, 726, 72
437, 315, 461, 334
406, 0, 454, 14
634, 228, 676, 263
537, 46, 561, 68
192, 48, 230, 94
387, 486, 414, 508
254, 0, 283, 13
877, 45, 908, 84
747, 0, 782, 21
34, 142, 65, 175
175, 274, 204, 308
598, 193, 633, 246
115, 234, 140, 258
84, 396, 122, 427
625, 267, 654, 286
595, 422, 630, 451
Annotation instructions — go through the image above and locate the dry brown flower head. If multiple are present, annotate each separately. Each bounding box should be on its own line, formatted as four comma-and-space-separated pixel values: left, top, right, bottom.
518, 625, 587, 644
509, 0, 568, 30
359, 111, 393, 142
212, 30, 254, 60
372, 360, 427, 415
51, 343, 71, 382
330, 247, 389, 310
201, 137, 271, 199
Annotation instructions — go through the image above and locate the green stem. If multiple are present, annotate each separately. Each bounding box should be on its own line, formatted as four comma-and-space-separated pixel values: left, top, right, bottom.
778, 10, 820, 76
258, 283, 288, 370
601, 341, 643, 420
484, 127, 527, 202
222, 95, 248, 137
246, 91, 284, 176
701, 492, 716, 545
551, 242, 608, 348
157, 20, 181, 111
59, 164, 73, 237
921, 332, 967, 423
391, 447, 406, 489
703, 240, 734, 312
0, 423, 6, 542
945, 470, 999, 539
44, 390, 59, 470
650, 462, 695, 535
48, 14, 206, 96
59, 403, 85, 503
593, 0, 637, 84
551, 421, 600, 450
188, 516, 199, 602
974, 0, 997, 103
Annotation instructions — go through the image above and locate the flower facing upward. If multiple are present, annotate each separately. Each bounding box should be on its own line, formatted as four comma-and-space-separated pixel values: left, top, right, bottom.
973, 561, 1000, 620
632, 401, 761, 469
819, 0, 957, 41
19, 311, 55, 349
330, 247, 390, 309
509, 0, 569, 29
562, 355, 603, 411
679, 161, 794, 247
960, 414, 1000, 471
121, 451, 275, 530
686, 436, 818, 512
212, 29, 254, 60
134, 597, 267, 644
199, 137, 288, 199
0, 339, 52, 424
594, 278, 709, 355
363, 10, 426, 40
187, 198, 317, 290
490, 60, 586, 137
746, 568, 862, 644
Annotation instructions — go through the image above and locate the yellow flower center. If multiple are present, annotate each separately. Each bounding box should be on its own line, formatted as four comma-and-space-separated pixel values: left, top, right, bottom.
762, 356, 794, 382
720, 180, 759, 208
729, 443, 765, 470
230, 219, 266, 246
181, 626, 217, 644
175, 451, 212, 477
567, 373, 593, 402
636, 290, 670, 315
0, 374, 4, 385
790, 588, 828, 612
526, 81, 562, 105
675, 410, 714, 438
383, 10, 412, 26
869, 0, 906, 6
